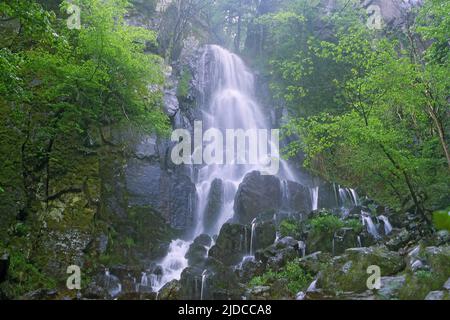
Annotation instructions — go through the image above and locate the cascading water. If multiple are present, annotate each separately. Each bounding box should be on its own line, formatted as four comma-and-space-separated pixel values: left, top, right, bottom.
361, 211, 380, 239
338, 186, 359, 207
310, 186, 319, 211
152, 45, 296, 292
152, 239, 189, 291
200, 270, 208, 300
378, 215, 393, 235
249, 218, 257, 256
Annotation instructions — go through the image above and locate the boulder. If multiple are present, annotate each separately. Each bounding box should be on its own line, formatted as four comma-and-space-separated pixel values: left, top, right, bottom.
317, 246, 405, 294
282, 180, 312, 215
203, 178, 224, 234
376, 276, 406, 300
185, 234, 212, 266
202, 258, 244, 300
385, 228, 411, 251
255, 236, 300, 271
212, 223, 249, 264
298, 251, 332, 274
158, 279, 181, 300
424, 291, 447, 300
317, 182, 339, 210
233, 171, 281, 224
306, 227, 359, 256
179, 266, 204, 300
253, 220, 276, 253
208, 223, 249, 266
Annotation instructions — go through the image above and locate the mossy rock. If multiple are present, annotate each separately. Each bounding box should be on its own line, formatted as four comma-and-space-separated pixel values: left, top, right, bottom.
318, 246, 405, 294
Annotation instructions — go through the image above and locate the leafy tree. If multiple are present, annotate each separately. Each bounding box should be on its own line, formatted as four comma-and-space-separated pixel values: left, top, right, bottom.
0, 0, 168, 218
282, 2, 449, 222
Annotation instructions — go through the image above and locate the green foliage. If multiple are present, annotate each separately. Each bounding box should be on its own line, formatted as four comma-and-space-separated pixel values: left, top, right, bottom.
176, 68, 191, 101
308, 213, 362, 234
433, 208, 450, 231
249, 259, 313, 295
0, 250, 56, 298
279, 218, 302, 239
277, 1, 450, 216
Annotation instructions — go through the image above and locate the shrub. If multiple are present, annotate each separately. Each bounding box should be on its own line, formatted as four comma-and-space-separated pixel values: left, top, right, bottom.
279, 219, 302, 239
433, 208, 450, 231
249, 259, 313, 296
309, 214, 362, 234
309, 214, 344, 233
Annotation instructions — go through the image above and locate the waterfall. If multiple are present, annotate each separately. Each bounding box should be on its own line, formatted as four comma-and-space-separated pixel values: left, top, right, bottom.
281, 180, 290, 211
140, 272, 148, 287
250, 218, 257, 256
339, 187, 359, 207
378, 215, 393, 235
361, 212, 380, 239
357, 235, 362, 247
296, 279, 318, 300
298, 241, 306, 257
153, 45, 296, 292
200, 270, 208, 300
310, 186, 319, 211
350, 189, 359, 206
151, 239, 189, 292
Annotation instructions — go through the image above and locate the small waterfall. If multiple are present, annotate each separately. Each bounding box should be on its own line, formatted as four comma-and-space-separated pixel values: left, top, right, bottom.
357, 235, 362, 247
339, 187, 359, 207
378, 215, 393, 235
149, 274, 159, 288
200, 270, 208, 300
151, 239, 189, 292
250, 218, 257, 256
104, 269, 122, 298
350, 189, 359, 206
296, 279, 318, 300
281, 180, 290, 211
310, 186, 319, 211
298, 241, 306, 258
361, 212, 380, 239
140, 272, 148, 287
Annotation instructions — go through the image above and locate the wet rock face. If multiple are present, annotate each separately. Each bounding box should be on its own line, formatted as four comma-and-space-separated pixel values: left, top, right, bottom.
203, 178, 224, 235
282, 181, 313, 215
253, 220, 277, 253
317, 182, 339, 210
124, 158, 196, 230
233, 171, 282, 225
